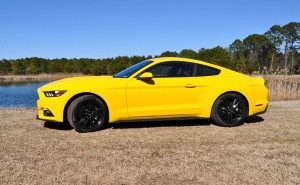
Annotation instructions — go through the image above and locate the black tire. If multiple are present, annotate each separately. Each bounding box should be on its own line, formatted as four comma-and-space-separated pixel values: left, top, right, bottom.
67, 95, 108, 132
211, 93, 248, 127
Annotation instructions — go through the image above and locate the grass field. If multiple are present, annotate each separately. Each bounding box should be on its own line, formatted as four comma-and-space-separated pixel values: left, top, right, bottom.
263, 75, 300, 101
0, 101, 299, 184
0, 73, 83, 82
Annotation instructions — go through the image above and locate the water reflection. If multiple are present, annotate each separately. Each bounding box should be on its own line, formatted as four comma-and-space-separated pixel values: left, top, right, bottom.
0, 81, 49, 107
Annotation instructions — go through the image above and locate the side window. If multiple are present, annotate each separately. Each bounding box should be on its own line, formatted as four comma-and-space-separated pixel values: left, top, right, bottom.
196, 64, 221, 76
146, 62, 196, 77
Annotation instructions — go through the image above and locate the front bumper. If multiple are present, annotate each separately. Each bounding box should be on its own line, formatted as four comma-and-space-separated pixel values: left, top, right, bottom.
36, 114, 55, 122
36, 107, 57, 121
37, 98, 65, 122
36, 88, 67, 122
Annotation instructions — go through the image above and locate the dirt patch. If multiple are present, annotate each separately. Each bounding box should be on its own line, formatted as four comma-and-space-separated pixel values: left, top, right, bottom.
1, 101, 300, 184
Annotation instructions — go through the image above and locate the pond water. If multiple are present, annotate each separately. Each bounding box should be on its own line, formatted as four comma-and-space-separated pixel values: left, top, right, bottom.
0, 81, 49, 107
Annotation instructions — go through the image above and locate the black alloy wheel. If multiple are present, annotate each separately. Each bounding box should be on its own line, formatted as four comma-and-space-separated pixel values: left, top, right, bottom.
67, 95, 108, 132
211, 93, 247, 127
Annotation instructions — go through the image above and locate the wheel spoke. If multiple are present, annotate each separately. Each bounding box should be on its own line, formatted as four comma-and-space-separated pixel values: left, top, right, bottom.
221, 99, 230, 107
232, 98, 239, 108
93, 108, 103, 114
232, 109, 242, 116
226, 112, 231, 121
77, 105, 86, 117
91, 117, 99, 126
219, 109, 226, 116
79, 117, 88, 126
229, 112, 233, 121
87, 100, 93, 110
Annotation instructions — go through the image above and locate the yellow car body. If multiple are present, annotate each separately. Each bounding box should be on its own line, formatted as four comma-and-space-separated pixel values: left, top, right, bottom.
37, 57, 268, 130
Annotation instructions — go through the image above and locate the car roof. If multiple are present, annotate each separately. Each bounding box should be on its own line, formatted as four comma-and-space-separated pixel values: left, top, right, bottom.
151, 57, 222, 69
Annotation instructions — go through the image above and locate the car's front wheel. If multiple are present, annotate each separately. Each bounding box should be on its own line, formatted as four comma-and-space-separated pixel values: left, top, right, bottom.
211, 93, 248, 127
67, 95, 108, 132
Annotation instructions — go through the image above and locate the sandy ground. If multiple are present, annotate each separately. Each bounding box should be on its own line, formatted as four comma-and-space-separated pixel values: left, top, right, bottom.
0, 101, 299, 185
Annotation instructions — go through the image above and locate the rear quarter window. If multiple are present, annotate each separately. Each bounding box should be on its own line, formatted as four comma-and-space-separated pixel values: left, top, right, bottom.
196, 64, 221, 76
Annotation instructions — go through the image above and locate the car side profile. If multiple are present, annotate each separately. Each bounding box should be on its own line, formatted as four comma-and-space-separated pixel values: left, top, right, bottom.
37, 57, 268, 132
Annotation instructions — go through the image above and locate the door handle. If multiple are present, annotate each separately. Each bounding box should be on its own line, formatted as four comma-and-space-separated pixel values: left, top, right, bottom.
184, 84, 196, 88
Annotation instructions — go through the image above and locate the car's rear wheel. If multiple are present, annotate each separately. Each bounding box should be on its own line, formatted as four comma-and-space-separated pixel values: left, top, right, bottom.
211, 93, 247, 127
67, 95, 108, 132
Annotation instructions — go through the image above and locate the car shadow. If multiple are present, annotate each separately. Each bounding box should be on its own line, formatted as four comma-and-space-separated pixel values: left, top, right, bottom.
43, 119, 210, 131
44, 121, 73, 131
107, 119, 211, 129
244, 115, 264, 124
43, 116, 264, 131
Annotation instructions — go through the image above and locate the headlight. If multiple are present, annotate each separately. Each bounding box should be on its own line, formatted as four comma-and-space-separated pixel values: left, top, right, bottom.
44, 90, 67, 97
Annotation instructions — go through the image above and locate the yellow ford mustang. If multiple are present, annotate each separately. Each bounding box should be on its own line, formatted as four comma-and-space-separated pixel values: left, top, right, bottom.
37, 57, 268, 132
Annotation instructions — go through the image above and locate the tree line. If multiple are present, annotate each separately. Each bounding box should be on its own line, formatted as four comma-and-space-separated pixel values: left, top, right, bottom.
1, 22, 299, 75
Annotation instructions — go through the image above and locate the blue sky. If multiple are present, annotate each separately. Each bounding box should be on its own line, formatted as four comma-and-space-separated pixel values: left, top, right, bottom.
0, 0, 299, 59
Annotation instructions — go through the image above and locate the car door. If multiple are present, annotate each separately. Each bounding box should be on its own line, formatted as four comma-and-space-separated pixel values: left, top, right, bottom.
125, 61, 200, 118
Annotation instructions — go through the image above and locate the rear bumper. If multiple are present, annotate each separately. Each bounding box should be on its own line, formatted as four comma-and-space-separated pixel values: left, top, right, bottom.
250, 98, 268, 116
252, 104, 268, 116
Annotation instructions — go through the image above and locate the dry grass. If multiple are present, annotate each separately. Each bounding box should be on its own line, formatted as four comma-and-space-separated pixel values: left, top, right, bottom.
0, 101, 300, 184
260, 75, 300, 101
0, 73, 83, 82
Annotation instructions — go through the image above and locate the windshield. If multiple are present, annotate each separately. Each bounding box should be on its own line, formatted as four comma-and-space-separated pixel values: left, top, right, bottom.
113, 60, 153, 78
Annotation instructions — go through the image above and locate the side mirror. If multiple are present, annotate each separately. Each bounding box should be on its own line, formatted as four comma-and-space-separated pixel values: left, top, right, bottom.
138, 72, 153, 80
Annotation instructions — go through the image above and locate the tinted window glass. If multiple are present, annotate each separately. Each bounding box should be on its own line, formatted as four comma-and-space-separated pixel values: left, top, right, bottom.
196, 64, 221, 76
145, 62, 196, 77
114, 60, 152, 78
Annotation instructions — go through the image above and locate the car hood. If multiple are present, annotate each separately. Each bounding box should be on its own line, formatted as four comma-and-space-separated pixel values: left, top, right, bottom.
39, 76, 123, 91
